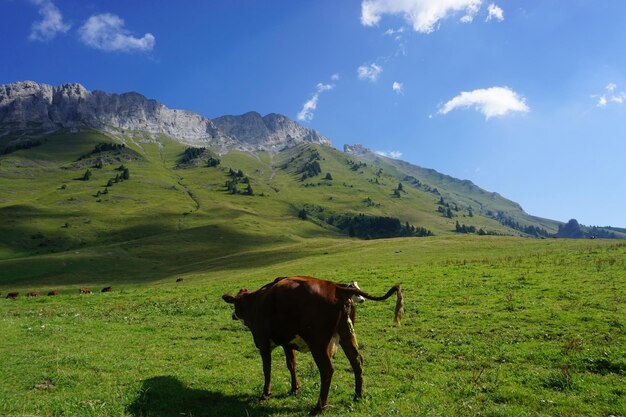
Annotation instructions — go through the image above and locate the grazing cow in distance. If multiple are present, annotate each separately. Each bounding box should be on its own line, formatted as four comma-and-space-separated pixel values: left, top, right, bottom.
79, 288, 92, 294
101, 286, 112, 293
47, 290, 60, 296
222, 276, 404, 414
6, 292, 19, 299
176, 278, 184, 283
27, 291, 39, 297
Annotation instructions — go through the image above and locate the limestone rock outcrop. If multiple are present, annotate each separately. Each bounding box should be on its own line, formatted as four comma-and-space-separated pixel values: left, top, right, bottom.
0, 81, 331, 152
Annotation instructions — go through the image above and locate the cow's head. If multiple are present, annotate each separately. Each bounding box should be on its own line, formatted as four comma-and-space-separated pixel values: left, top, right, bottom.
222, 288, 252, 323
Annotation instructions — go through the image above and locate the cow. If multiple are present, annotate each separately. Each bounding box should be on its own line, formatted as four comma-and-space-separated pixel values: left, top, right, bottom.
176, 278, 184, 283
101, 286, 112, 293
6, 292, 19, 299
47, 290, 60, 296
79, 288, 92, 294
222, 276, 404, 414
27, 291, 39, 297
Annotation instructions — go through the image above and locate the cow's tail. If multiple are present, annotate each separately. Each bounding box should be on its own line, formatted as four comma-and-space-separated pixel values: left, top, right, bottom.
339, 284, 404, 324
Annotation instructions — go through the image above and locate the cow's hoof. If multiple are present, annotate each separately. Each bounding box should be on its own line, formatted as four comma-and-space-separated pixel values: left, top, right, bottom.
309, 406, 324, 415
353, 393, 363, 401
260, 393, 271, 401
289, 386, 301, 396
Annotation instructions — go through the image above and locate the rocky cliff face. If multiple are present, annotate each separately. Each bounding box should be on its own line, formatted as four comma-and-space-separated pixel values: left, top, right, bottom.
213, 112, 331, 151
343, 144, 371, 156
0, 81, 331, 152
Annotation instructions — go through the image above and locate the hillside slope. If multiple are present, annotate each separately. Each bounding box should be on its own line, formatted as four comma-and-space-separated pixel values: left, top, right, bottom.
1, 129, 625, 285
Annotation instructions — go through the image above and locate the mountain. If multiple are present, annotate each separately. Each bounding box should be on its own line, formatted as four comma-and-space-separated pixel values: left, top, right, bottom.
0, 81, 330, 153
213, 112, 331, 151
343, 144, 560, 235
1, 82, 625, 284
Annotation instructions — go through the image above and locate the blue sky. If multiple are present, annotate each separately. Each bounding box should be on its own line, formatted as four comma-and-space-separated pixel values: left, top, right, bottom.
2, 0, 626, 227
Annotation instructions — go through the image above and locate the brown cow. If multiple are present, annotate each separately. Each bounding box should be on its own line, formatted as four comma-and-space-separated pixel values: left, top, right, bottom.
79, 288, 92, 294
222, 276, 404, 414
176, 278, 184, 283
47, 290, 60, 296
27, 291, 39, 297
6, 292, 19, 299
101, 286, 112, 293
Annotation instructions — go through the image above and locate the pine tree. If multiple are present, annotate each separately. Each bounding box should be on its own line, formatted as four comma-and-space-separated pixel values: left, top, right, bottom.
82, 169, 92, 181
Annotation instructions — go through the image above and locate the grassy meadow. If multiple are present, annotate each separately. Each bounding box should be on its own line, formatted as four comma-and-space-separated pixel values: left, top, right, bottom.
1, 236, 625, 417
1, 131, 625, 415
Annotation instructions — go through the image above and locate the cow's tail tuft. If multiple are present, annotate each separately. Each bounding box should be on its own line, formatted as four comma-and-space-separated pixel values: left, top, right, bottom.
394, 285, 404, 324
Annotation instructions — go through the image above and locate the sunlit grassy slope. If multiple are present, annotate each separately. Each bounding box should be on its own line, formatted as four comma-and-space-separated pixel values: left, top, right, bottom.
0, 129, 565, 277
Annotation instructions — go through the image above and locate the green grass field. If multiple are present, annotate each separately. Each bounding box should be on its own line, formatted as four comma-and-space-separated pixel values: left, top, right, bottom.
1, 131, 624, 416
1, 236, 624, 417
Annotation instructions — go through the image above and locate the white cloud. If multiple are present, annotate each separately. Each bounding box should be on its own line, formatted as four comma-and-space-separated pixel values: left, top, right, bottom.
384, 27, 405, 36
297, 94, 320, 122
460, 3, 481, 23
439, 86, 529, 119
596, 83, 626, 108
392, 81, 404, 94
486, 3, 504, 22
316, 83, 333, 93
357, 63, 383, 82
297, 77, 336, 122
361, 0, 483, 33
79, 13, 155, 52
375, 150, 403, 159
29, 0, 70, 41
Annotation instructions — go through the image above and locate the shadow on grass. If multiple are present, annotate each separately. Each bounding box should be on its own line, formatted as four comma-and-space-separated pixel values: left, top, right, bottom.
127, 375, 304, 417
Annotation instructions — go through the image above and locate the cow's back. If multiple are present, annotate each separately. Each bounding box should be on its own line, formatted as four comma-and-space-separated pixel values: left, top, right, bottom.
258, 277, 344, 346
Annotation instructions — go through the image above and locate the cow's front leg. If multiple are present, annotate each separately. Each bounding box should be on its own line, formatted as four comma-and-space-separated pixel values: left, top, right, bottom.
259, 345, 272, 400
283, 346, 300, 395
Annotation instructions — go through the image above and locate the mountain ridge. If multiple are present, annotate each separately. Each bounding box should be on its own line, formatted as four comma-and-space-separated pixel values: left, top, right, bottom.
0, 81, 331, 153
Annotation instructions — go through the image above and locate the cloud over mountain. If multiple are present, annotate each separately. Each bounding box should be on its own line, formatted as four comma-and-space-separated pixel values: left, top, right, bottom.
79, 13, 155, 52
28, 0, 70, 41
439, 86, 529, 119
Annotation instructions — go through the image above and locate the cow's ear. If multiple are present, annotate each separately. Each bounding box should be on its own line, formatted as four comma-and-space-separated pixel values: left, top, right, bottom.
222, 294, 236, 304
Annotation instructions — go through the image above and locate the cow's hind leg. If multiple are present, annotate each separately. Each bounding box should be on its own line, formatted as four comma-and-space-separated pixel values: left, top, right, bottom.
283, 346, 300, 395
310, 343, 334, 414
259, 345, 272, 400
338, 317, 364, 400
